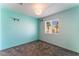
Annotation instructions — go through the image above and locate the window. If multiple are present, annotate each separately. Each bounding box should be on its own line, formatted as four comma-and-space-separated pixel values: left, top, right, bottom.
45, 18, 60, 34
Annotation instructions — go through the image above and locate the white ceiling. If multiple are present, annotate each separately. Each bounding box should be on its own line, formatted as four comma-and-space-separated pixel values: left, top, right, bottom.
4, 3, 79, 18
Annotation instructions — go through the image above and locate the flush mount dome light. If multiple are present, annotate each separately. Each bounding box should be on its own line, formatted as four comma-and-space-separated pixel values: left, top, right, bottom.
32, 4, 47, 15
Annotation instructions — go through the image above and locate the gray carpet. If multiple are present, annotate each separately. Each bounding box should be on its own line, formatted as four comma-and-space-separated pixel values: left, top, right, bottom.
0, 40, 79, 56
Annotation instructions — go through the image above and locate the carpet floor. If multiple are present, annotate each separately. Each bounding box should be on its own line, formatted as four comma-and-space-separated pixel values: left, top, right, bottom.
0, 40, 79, 56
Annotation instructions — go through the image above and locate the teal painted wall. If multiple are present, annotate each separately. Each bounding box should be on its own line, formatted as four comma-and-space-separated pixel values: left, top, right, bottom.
40, 6, 79, 53
0, 6, 39, 50
0, 6, 2, 49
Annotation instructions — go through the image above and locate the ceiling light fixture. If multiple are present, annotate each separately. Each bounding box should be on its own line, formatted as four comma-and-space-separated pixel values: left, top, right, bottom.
32, 4, 47, 15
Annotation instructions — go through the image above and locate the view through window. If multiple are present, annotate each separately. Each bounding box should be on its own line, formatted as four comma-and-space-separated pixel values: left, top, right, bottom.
45, 18, 60, 34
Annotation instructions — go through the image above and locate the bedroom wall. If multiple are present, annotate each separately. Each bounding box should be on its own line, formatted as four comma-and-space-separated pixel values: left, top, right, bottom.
0, 6, 2, 49
0, 5, 39, 50
40, 6, 79, 53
